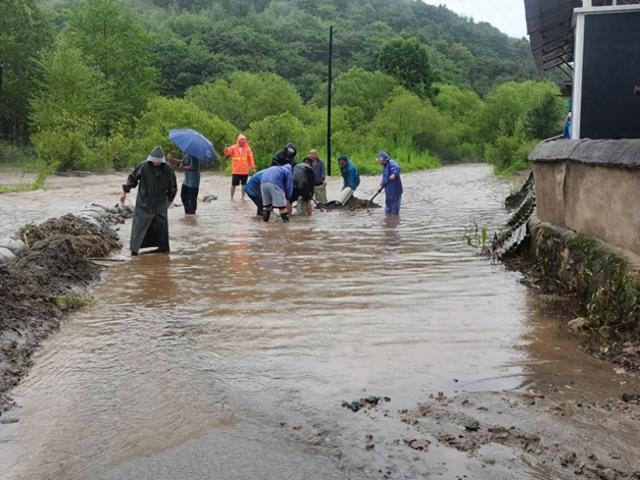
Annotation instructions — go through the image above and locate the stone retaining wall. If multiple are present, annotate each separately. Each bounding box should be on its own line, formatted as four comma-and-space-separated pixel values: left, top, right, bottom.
530, 139, 640, 256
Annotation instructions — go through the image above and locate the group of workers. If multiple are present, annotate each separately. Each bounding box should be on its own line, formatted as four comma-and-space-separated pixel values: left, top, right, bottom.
119, 136, 403, 255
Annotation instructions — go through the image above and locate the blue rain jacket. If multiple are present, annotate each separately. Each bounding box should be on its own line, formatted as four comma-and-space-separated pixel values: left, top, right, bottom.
244, 170, 265, 200
380, 156, 403, 200
340, 159, 360, 191
261, 164, 294, 200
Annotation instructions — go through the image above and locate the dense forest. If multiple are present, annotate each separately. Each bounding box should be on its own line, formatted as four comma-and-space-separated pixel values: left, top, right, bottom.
0, 0, 566, 176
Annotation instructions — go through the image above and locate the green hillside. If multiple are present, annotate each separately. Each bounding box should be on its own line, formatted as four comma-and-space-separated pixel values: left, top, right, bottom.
1, 0, 563, 175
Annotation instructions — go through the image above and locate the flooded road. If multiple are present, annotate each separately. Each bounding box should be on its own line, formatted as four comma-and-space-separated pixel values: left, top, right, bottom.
1, 165, 639, 479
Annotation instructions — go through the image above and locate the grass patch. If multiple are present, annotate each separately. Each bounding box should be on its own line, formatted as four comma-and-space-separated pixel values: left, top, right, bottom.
0, 171, 48, 194
52, 294, 93, 312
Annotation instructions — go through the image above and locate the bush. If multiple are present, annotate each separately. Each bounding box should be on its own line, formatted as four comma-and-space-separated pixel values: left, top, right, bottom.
248, 112, 309, 169
0, 141, 35, 166
484, 135, 537, 175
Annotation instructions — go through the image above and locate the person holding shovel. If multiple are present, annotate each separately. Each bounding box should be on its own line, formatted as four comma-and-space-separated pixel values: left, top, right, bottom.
336, 155, 360, 205
376, 151, 403, 215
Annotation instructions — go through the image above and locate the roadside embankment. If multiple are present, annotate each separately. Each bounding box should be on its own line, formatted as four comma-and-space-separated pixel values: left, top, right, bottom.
0, 204, 131, 412
527, 216, 640, 375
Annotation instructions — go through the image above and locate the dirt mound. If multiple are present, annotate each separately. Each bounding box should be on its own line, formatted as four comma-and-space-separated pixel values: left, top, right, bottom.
320, 196, 381, 210
0, 209, 126, 412
19, 213, 121, 248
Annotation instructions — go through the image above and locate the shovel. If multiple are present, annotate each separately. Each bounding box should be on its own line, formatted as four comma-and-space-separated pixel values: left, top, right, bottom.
311, 197, 324, 212
367, 182, 388, 207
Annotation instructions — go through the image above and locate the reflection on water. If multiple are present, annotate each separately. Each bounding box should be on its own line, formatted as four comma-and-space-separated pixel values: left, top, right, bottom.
0, 165, 636, 480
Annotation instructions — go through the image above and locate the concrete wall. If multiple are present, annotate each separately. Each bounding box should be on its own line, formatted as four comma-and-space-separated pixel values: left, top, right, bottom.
531, 139, 640, 256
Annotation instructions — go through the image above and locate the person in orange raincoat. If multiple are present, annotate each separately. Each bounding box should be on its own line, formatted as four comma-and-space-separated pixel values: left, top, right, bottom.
224, 134, 256, 201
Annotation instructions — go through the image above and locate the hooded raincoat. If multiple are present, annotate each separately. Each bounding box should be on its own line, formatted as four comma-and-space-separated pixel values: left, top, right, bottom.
224, 135, 255, 175
378, 151, 403, 215
292, 162, 315, 201
272, 143, 297, 167
245, 169, 265, 208
261, 164, 294, 201
123, 156, 178, 253
340, 157, 360, 191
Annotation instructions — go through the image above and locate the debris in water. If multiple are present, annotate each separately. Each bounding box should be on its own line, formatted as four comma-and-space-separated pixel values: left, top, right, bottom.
404, 438, 431, 451
341, 396, 390, 412
622, 393, 640, 404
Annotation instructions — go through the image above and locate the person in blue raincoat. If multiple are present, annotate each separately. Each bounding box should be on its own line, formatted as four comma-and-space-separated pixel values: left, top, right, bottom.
376, 151, 403, 215
260, 164, 293, 222
245, 169, 265, 217
563, 112, 572, 139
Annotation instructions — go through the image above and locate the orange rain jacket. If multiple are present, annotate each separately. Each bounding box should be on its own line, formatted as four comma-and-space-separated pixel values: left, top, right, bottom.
224, 135, 255, 175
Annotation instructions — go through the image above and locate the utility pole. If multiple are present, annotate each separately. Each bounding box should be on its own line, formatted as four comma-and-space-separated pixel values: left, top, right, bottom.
327, 26, 333, 176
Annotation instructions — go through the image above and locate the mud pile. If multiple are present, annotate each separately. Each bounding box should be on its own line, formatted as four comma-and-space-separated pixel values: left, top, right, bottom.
320, 196, 381, 210
0, 205, 129, 411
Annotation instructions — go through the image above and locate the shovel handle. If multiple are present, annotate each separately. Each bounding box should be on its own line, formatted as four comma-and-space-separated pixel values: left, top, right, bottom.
311, 197, 324, 211
368, 184, 387, 205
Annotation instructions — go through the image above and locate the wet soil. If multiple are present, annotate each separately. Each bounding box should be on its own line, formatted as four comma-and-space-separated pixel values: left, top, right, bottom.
0, 211, 126, 410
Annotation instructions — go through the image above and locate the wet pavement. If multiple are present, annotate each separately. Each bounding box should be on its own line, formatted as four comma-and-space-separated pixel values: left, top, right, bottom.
0, 165, 639, 479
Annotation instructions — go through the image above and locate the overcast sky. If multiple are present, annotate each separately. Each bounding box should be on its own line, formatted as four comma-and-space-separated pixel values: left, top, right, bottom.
421, 0, 528, 38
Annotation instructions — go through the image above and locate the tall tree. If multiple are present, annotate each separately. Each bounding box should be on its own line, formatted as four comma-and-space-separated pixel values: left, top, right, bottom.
378, 38, 439, 98
64, 0, 157, 132
0, 0, 52, 142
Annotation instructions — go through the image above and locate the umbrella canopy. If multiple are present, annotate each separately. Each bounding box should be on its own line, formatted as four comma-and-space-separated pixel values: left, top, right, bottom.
169, 129, 217, 162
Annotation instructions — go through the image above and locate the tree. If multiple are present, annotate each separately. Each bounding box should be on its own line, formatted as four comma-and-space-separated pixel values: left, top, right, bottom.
378, 38, 439, 98
0, 0, 52, 142
64, 0, 157, 132
370, 89, 445, 153
478, 81, 562, 142
186, 72, 305, 130
333, 67, 397, 121
131, 96, 237, 166
523, 90, 565, 140
31, 41, 111, 132
247, 112, 308, 169
151, 34, 223, 97
30, 40, 113, 171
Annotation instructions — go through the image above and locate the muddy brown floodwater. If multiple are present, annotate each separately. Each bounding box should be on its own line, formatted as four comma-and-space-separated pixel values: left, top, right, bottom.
0, 164, 639, 480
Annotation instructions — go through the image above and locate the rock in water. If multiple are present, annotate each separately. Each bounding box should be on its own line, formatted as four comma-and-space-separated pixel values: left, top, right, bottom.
0, 247, 15, 264
0, 238, 26, 254
568, 317, 588, 331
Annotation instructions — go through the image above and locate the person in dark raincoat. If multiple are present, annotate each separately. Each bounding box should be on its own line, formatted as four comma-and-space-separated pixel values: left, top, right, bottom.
120, 146, 178, 255
260, 164, 293, 222
292, 162, 316, 216
376, 151, 403, 215
272, 143, 297, 167
244, 169, 265, 217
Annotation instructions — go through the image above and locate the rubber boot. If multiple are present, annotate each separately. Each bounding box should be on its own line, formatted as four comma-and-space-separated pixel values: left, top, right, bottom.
281, 213, 290, 222
262, 210, 271, 222
257, 206, 263, 217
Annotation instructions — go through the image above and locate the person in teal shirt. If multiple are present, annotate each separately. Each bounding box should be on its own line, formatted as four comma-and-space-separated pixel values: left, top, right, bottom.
338, 155, 360, 191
